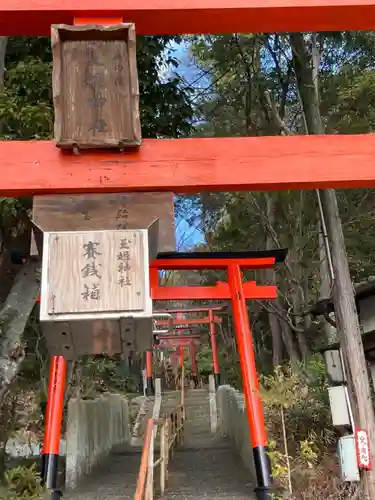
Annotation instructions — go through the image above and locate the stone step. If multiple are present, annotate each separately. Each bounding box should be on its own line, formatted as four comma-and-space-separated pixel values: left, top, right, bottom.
185, 430, 211, 435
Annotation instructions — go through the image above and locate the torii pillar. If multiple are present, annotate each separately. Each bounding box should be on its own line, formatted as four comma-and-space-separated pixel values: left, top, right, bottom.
208, 309, 221, 386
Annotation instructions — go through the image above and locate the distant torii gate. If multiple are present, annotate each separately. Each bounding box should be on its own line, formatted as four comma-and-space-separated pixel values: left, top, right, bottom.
154, 307, 224, 386
154, 334, 201, 387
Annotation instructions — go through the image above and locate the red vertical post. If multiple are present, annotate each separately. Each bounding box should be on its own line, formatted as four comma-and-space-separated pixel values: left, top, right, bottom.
145, 349, 154, 396
42, 355, 67, 496
228, 263, 272, 500
190, 343, 198, 388
40, 358, 56, 485
177, 311, 185, 370
179, 345, 184, 368
209, 309, 221, 387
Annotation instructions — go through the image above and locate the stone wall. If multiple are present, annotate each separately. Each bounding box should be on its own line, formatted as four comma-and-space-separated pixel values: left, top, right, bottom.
216, 385, 256, 478
208, 374, 218, 433
65, 393, 131, 490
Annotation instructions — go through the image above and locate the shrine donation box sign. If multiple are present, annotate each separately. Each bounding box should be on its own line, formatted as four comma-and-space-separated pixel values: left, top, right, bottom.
51, 23, 140, 150
39, 225, 157, 359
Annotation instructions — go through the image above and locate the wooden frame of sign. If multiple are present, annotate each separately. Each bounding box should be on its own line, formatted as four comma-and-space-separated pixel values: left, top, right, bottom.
51, 23, 141, 150
39, 223, 158, 359
31, 192, 175, 255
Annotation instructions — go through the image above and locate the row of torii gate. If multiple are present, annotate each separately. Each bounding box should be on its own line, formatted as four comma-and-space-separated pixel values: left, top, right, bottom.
41, 250, 286, 500
145, 306, 224, 394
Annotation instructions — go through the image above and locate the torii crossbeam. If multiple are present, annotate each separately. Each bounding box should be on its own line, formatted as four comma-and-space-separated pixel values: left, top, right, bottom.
3, 0, 375, 35
1, 136, 375, 195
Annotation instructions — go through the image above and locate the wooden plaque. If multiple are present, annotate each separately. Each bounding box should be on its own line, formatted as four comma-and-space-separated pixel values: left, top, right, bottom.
32, 192, 175, 253
43, 230, 147, 317
51, 23, 141, 150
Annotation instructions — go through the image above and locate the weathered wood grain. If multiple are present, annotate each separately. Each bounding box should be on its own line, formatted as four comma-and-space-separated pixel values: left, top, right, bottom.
32, 192, 175, 252
52, 23, 140, 150
46, 230, 145, 315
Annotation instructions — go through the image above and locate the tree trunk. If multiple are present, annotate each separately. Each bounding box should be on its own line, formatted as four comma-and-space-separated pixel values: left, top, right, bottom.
0, 261, 40, 408
263, 194, 301, 367
291, 32, 375, 497
322, 189, 375, 497
318, 222, 337, 344
0, 37, 7, 86
0, 37, 7, 137
265, 195, 283, 366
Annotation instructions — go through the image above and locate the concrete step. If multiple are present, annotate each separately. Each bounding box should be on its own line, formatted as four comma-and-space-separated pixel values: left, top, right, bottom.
185, 427, 211, 434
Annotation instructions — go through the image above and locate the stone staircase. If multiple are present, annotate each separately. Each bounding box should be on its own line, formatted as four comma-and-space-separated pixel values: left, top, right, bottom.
159, 388, 211, 440
160, 389, 181, 417
182, 389, 212, 447
64, 385, 255, 499
162, 387, 255, 499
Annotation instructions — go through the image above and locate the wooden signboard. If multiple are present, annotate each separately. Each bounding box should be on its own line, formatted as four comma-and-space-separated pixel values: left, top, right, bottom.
45, 230, 146, 315
32, 192, 175, 253
40, 227, 156, 358
51, 23, 140, 150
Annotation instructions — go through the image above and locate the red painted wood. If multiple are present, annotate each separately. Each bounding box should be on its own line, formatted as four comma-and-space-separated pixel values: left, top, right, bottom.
228, 263, 268, 448
158, 335, 201, 341
44, 356, 66, 455
146, 350, 153, 377
1, 136, 375, 195
152, 258, 275, 270
191, 344, 198, 377
209, 309, 220, 376
156, 307, 226, 313
157, 336, 201, 347
155, 316, 222, 326
162, 324, 201, 330
4, 0, 375, 36
151, 282, 277, 300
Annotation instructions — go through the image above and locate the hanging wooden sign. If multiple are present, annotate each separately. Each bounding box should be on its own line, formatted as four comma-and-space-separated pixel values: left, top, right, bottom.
51, 23, 141, 150
39, 224, 158, 359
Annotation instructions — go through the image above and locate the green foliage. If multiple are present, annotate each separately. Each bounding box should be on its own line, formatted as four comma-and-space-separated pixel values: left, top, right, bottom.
2, 36, 193, 140
189, 31, 375, 371
0, 57, 53, 139
261, 359, 336, 496
3, 463, 42, 500
262, 357, 333, 447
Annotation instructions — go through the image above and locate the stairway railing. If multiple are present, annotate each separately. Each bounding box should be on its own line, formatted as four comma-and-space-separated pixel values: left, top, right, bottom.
134, 367, 185, 500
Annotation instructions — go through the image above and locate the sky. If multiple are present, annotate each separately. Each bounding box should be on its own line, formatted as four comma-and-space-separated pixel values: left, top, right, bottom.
166, 41, 208, 251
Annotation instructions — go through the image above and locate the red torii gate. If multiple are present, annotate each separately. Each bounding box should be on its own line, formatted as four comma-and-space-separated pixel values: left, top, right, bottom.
154, 308, 223, 386
149, 250, 286, 499
3, 2, 371, 500
154, 334, 201, 387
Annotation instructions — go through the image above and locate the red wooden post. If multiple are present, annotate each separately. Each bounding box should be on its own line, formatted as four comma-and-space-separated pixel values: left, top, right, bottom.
190, 343, 198, 388
177, 312, 185, 370
40, 357, 56, 485
179, 346, 184, 368
209, 309, 221, 387
43, 355, 66, 496
145, 350, 154, 396
228, 263, 272, 500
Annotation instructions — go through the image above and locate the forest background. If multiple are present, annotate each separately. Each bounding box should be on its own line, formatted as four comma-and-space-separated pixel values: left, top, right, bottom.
1, 30, 375, 499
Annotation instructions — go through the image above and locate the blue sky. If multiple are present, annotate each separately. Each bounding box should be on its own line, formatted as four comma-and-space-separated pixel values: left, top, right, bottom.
166, 41, 208, 250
